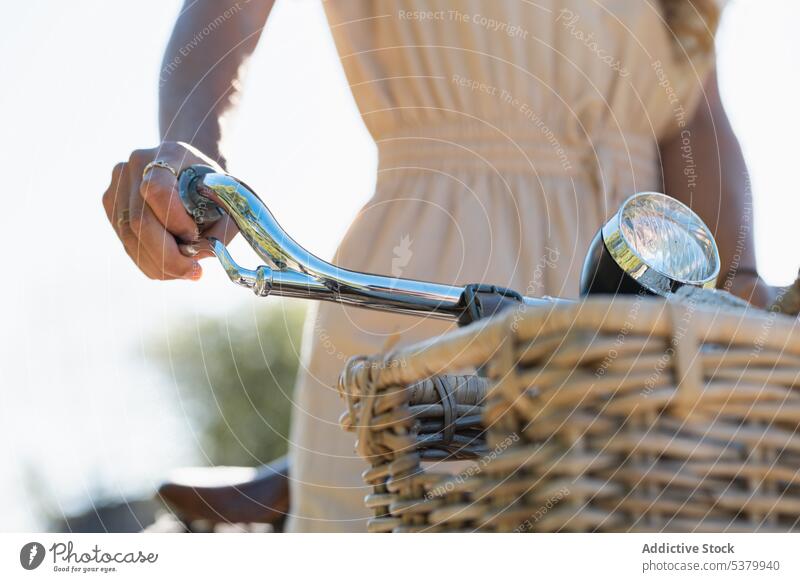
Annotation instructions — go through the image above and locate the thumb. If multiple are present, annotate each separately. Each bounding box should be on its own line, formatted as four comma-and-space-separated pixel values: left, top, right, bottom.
188, 216, 239, 260
140, 168, 199, 242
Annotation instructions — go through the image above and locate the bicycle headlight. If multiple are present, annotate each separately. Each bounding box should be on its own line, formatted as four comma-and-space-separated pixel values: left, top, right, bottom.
580, 192, 720, 297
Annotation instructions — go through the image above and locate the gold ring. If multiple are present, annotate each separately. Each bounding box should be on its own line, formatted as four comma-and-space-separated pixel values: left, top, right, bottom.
142, 160, 178, 181
116, 209, 131, 230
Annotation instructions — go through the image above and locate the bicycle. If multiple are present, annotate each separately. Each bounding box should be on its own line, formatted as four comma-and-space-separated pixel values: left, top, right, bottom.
158, 165, 800, 532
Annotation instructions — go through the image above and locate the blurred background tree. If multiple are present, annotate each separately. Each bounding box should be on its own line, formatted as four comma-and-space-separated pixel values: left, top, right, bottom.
150, 301, 306, 466
44, 302, 307, 532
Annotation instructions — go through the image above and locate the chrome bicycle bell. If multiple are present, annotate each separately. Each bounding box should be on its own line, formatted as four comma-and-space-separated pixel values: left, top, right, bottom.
580, 192, 720, 297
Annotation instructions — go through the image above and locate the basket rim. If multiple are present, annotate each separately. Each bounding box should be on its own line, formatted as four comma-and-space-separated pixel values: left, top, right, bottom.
340, 294, 800, 393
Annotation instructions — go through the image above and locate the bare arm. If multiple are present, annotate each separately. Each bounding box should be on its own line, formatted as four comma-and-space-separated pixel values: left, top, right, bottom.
659, 69, 772, 307
103, 0, 273, 281
160, 0, 274, 163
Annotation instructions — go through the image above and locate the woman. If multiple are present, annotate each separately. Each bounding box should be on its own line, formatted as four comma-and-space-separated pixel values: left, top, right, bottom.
103, 0, 770, 532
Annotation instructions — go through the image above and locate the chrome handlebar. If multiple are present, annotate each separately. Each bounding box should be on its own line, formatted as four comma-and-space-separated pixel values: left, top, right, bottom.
177, 165, 565, 320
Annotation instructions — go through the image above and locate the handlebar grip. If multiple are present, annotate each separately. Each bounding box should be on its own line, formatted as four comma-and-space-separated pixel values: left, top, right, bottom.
177, 164, 226, 230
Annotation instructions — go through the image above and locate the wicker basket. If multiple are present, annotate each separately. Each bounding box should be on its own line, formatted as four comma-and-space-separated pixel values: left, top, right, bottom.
338, 291, 800, 532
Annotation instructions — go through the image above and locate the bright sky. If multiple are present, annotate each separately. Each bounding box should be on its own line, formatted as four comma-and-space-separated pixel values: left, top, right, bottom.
0, 0, 797, 531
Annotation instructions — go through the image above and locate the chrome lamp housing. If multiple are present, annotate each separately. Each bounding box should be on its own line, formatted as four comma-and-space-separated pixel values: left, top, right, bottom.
580, 192, 720, 297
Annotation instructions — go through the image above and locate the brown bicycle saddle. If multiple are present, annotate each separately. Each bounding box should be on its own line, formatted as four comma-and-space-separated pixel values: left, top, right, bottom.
158, 455, 289, 529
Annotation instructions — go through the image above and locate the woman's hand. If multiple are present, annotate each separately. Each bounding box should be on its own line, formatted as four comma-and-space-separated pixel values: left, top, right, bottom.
102, 141, 235, 281
111, 1, 274, 280
724, 270, 778, 310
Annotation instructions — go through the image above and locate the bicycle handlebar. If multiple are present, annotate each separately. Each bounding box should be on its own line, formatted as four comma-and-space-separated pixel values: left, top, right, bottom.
177, 165, 566, 320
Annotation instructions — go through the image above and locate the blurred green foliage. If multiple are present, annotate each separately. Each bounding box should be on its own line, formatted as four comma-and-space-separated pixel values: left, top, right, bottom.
152, 301, 306, 466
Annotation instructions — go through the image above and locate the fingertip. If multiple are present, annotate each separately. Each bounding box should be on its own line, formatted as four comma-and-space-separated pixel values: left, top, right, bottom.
187, 261, 203, 281
179, 243, 200, 257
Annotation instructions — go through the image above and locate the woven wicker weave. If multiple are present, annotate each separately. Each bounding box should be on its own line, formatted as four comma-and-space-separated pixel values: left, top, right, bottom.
338, 292, 800, 532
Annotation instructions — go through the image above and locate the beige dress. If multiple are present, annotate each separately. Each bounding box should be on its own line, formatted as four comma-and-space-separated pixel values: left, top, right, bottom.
287, 0, 720, 532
